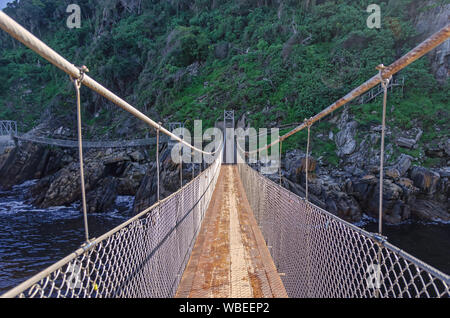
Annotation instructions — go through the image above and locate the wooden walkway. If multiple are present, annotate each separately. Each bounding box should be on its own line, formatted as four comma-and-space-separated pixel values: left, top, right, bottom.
176, 165, 287, 298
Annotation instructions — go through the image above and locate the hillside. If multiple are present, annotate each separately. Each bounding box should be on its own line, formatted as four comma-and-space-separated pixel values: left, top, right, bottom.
0, 1, 447, 140
0, 0, 448, 224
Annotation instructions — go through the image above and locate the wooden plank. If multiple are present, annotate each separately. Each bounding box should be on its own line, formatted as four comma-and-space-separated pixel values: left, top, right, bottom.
175, 165, 288, 298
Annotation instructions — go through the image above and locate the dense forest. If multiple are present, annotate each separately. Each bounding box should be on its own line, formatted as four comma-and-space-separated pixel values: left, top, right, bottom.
0, 0, 448, 167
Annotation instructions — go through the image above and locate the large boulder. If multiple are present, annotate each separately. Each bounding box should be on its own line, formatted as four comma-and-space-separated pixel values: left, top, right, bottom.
395, 154, 413, 176
86, 176, 118, 213
396, 137, 416, 149
396, 177, 419, 205
0, 143, 50, 190
352, 176, 410, 224
295, 157, 317, 174
335, 121, 358, 157
117, 162, 148, 195
385, 154, 413, 179
425, 139, 450, 158
281, 177, 325, 209
129, 150, 145, 162
323, 190, 361, 223
283, 149, 305, 180
410, 199, 450, 222
410, 166, 440, 195
283, 149, 317, 184
33, 160, 105, 208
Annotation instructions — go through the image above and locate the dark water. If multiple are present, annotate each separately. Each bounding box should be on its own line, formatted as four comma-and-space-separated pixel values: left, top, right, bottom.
361, 216, 450, 276
0, 181, 448, 295
0, 180, 133, 294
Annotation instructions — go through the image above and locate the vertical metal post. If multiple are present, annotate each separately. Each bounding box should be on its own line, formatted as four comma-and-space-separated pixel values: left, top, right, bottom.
224, 110, 235, 164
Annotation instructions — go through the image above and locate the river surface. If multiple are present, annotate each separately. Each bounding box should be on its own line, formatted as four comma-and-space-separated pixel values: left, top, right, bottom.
0, 180, 448, 295
0, 180, 133, 294
361, 216, 450, 276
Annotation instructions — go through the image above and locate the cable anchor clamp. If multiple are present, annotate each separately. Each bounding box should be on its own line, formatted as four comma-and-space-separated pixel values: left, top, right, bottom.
80, 239, 96, 252
303, 117, 313, 128
372, 233, 388, 244
376, 64, 392, 89
71, 65, 89, 88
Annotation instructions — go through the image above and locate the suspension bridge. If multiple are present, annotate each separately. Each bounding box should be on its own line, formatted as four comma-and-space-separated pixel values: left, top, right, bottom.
0, 122, 184, 149
0, 11, 449, 298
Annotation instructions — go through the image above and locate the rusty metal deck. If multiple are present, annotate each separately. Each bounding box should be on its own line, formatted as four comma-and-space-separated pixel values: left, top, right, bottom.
175, 165, 288, 298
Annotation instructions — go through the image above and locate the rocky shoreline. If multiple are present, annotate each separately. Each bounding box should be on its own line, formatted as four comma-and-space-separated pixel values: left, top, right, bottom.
0, 110, 448, 225
274, 148, 449, 224
271, 108, 449, 224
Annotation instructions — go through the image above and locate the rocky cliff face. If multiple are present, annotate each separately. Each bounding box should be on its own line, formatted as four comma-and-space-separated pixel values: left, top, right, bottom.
0, 139, 148, 213
411, 1, 450, 84
279, 107, 450, 224
0, 132, 200, 216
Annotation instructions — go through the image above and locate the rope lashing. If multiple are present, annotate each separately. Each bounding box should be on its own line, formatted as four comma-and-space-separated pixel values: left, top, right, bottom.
376, 64, 392, 236
71, 65, 90, 243
156, 122, 161, 202
304, 118, 312, 202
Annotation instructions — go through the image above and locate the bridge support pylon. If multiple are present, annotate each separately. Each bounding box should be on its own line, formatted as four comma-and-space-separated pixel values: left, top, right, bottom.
223, 110, 235, 164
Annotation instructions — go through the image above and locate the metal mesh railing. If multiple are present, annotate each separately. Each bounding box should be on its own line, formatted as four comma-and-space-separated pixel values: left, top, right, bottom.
238, 163, 450, 298
0, 120, 17, 136
1, 150, 222, 298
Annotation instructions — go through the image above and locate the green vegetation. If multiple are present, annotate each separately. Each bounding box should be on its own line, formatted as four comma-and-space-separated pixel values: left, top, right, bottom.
0, 0, 447, 164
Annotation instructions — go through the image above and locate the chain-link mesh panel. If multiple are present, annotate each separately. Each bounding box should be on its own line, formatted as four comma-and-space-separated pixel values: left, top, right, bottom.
237, 163, 450, 298
1, 152, 222, 298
